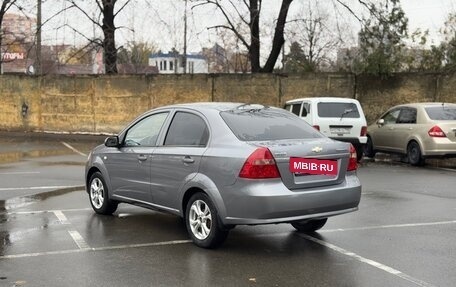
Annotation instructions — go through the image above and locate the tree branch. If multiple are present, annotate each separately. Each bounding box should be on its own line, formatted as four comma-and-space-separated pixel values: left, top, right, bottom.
114, 0, 132, 17
67, 0, 103, 28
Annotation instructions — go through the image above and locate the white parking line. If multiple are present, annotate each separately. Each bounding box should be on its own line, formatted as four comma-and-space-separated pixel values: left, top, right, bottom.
61, 141, 87, 157
0, 239, 192, 259
8, 208, 91, 215
320, 220, 456, 233
299, 234, 436, 287
68, 230, 90, 250
53, 210, 70, 225
52, 210, 90, 250
0, 185, 82, 191
0, 172, 41, 175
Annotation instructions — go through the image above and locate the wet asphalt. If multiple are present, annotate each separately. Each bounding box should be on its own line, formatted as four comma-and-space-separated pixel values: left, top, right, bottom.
0, 133, 455, 287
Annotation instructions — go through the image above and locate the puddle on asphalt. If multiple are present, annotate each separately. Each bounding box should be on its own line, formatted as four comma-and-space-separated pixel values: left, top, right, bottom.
0, 187, 82, 212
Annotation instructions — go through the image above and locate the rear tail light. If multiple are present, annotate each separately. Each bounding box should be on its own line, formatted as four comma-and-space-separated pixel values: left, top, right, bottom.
428, 126, 446, 137
313, 125, 320, 131
360, 126, 367, 136
347, 144, 358, 171
239, 147, 281, 179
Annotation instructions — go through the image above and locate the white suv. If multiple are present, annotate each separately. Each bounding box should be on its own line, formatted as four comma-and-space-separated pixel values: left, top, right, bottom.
284, 97, 367, 161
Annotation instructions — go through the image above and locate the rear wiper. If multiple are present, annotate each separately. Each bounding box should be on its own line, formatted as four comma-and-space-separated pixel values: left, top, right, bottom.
340, 108, 354, 121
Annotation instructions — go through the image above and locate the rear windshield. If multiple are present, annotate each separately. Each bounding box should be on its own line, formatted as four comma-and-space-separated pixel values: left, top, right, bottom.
220, 108, 323, 141
425, 106, 456, 120
317, 102, 360, 118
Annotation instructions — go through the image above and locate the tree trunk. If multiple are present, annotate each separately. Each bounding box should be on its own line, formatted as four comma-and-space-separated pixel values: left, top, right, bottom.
102, 0, 118, 74
261, 0, 293, 73
249, 0, 260, 73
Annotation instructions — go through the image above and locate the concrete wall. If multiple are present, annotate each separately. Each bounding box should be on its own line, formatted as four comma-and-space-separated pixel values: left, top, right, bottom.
0, 73, 455, 133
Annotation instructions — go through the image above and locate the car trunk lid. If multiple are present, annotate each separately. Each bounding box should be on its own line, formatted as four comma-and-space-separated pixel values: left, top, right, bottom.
252, 138, 351, 190
438, 121, 456, 142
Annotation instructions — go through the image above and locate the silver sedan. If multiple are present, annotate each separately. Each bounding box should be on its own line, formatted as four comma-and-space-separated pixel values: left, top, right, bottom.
85, 103, 361, 248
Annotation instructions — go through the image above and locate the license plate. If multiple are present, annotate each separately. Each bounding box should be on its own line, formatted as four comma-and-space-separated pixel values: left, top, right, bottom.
330, 127, 350, 134
290, 158, 338, 176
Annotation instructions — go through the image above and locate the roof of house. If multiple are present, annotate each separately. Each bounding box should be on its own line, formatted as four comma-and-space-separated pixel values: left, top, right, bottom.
149, 52, 206, 60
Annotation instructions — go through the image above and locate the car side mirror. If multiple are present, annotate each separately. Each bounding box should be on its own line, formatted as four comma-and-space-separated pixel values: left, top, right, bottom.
104, 136, 119, 147
377, 119, 385, 126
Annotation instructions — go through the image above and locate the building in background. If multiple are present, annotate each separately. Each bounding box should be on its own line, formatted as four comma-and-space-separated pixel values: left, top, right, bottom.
149, 52, 208, 74
1, 13, 36, 74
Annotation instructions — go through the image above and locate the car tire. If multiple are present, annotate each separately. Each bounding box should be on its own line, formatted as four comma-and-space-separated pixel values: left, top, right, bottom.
407, 141, 425, 166
364, 137, 376, 158
185, 193, 228, 249
291, 218, 328, 233
354, 144, 364, 162
88, 172, 118, 215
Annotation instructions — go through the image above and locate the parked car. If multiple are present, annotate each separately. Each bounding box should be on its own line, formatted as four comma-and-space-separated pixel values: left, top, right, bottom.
86, 103, 361, 248
365, 102, 456, 166
284, 97, 367, 161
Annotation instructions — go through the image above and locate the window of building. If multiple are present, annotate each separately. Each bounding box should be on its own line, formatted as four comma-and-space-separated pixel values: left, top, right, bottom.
163, 61, 167, 70
170, 61, 174, 71
159, 61, 163, 70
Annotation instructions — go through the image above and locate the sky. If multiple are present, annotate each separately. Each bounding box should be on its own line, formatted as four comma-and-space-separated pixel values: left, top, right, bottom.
13, 0, 456, 56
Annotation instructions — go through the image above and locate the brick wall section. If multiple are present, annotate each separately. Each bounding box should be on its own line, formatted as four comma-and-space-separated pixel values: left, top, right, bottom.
0, 73, 455, 133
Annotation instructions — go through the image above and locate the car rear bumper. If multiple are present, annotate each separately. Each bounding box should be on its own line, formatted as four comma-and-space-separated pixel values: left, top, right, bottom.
220, 174, 361, 225
422, 138, 456, 157
330, 136, 367, 145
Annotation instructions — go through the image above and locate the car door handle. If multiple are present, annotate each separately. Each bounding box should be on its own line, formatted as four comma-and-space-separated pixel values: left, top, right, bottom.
137, 154, 148, 161
182, 156, 195, 164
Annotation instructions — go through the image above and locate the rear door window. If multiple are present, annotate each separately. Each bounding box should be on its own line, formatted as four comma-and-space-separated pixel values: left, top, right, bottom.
164, 112, 209, 147
317, 102, 360, 118
220, 108, 323, 141
425, 106, 456, 120
291, 104, 302, 116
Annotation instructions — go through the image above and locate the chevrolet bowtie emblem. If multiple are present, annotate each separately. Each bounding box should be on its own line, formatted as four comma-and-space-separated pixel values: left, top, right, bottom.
312, 146, 323, 153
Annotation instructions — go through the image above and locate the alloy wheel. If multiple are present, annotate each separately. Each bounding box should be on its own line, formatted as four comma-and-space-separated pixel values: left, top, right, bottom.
90, 178, 105, 209
189, 200, 212, 240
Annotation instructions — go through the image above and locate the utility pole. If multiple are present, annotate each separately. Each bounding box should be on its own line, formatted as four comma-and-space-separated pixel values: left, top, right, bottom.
36, 0, 42, 75
182, 0, 187, 74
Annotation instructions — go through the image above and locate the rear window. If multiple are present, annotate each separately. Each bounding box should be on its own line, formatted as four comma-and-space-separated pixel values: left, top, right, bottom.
220, 108, 323, 141
317, 102, 360, 118
425, 106, 456, 120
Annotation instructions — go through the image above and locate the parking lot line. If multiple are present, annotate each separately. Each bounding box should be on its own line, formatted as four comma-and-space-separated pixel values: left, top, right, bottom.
7, 208, 91, 215
0, 239, 192, 260
320, 220, 456, 233
61, 141, 87, 157
52, 210, 70, 225
0, 185, 82, 191
0, 172, 41, 175
299, 233, 436, 287
68, 230, 90, 250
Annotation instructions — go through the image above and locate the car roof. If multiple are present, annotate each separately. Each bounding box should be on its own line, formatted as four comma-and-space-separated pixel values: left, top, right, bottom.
392, 102, 456, 109
285, 97, 360, 104
153, 102, 266, 112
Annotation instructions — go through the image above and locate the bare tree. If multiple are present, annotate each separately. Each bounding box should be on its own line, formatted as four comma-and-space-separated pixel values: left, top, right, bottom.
286, 2, 346, 72
66, 0, 133, 74
192, 0, 294, 73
